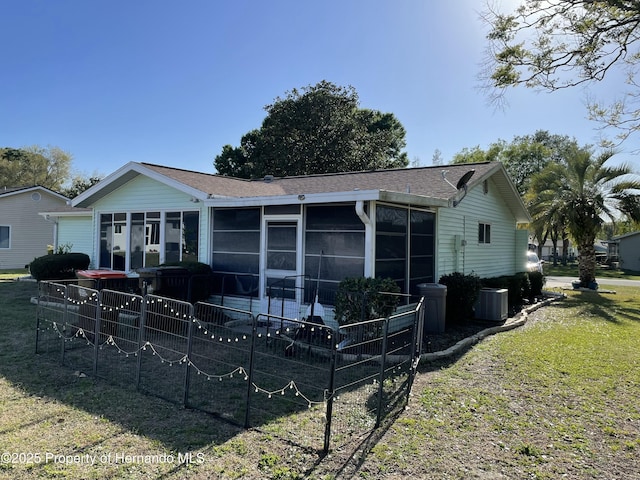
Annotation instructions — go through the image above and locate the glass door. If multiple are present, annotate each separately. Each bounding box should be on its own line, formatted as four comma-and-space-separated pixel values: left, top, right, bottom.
264, 220, 301, 303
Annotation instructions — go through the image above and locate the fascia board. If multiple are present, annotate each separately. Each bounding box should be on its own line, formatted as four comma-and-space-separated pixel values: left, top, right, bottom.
204, 189, 382, 208
38, 209, 92, 218
379, 191, 449, 208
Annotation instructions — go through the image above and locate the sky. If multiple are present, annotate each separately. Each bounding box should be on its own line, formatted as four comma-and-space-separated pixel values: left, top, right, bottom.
1, 0, 638, 179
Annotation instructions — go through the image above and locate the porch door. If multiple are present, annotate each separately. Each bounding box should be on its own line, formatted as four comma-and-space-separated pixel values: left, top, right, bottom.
264, 219, 302, 306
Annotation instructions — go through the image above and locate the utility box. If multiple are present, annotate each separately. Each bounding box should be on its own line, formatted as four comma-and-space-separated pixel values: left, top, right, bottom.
417, 283, 447, 334
475, 288, 508, 322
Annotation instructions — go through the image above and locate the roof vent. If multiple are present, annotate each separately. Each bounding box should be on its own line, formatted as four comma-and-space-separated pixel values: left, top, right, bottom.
263, 175, 274, 183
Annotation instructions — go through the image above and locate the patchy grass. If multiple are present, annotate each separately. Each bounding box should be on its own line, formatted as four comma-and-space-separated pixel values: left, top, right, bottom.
1, 278, 639, 479
333, 285, 640, 479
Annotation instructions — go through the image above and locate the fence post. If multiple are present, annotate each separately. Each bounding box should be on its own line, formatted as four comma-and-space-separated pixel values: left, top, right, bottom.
375, 319, 390, 428
183, 304, 196, 408
35, 282, 42, 354
60, 283, 69, 364
406, 300, 423, 404
323, 337, 338, 455
244, 313, 258, 428
93, 291, 102, 377
135, 295, 148, 391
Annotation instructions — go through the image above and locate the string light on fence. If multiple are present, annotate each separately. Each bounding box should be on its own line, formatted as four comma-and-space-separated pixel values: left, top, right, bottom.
251, 380, 322, 408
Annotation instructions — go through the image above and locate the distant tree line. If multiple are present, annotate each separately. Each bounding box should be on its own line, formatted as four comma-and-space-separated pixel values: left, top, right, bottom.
0, 146, 102, 198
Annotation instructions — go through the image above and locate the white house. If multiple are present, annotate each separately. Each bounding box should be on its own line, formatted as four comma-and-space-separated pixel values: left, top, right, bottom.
42, 161, 531, 317
0, 186, 70, 269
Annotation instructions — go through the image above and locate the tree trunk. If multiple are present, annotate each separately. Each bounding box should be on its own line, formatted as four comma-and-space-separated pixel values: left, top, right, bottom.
578, 242, 597, 288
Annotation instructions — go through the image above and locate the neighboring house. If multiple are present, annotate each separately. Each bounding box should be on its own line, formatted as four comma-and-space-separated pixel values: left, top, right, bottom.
0, 186, 69, 269
45, 161, 530, 319
536, 238, 576, 262
608, 232, 640, 271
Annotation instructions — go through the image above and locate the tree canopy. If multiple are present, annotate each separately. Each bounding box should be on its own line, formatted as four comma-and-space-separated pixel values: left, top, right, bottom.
452, 130, 579, 195
0, 145, 71, 191
482, 0, 640, 145
214, 81, 409, 179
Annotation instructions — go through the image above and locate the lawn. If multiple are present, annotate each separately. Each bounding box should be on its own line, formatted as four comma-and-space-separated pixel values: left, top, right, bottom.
0, 277, 638, 479
544, 262, 640, 280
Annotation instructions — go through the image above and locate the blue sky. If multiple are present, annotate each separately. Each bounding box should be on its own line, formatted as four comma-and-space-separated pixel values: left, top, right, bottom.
1, 0, 637, 179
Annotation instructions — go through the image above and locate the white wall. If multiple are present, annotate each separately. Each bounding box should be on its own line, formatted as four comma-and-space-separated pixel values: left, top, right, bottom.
57, 216, 94, 262
437, 178, 526, 280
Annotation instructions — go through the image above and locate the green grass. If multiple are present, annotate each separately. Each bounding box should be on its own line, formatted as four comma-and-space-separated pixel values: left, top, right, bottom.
1, 277, 639, 478
357, 286, 640, 478
543, 262, 640, 280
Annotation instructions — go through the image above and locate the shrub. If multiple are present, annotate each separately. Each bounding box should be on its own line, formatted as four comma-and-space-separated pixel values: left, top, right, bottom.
29, 253, 90, 281
438, 272, 482, 323
334, 277, 401, 326
481, 272, 539, 309
528, 271, 544, 298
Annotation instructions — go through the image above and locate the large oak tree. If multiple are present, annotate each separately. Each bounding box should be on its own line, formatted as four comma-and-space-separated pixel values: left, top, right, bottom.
214, 81, 409, 179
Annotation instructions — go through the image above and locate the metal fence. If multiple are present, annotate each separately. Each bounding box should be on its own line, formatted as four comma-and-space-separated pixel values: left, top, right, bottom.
35, 281, 424, 453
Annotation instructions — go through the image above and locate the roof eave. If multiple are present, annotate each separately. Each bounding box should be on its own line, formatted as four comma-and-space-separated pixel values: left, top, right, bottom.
72, 162, 209, 207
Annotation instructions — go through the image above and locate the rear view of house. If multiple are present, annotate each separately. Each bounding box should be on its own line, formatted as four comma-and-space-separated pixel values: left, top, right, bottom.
0, 186, 69, 269
44, 161, 531, 322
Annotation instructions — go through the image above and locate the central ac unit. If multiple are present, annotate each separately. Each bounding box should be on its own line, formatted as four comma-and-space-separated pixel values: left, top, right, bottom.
475, 288, 508, 322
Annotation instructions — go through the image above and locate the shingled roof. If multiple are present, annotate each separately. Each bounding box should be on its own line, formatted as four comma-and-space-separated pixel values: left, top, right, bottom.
140, 161, 498, 200
71, 161, 530, 223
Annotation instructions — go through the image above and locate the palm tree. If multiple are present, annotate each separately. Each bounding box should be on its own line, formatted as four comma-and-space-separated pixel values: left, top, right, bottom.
527, 147, 640, 287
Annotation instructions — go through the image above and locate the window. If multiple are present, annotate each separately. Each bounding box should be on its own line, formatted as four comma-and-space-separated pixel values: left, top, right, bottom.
375, 205, 435, 296
305, 204, 365, 300
211, 208, 261, 297
99, 211, 199, 271
0, 226, 10, 249
479, 223, 491, 244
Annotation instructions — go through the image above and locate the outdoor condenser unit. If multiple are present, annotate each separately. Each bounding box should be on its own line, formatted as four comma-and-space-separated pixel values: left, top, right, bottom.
475, 288, 508, 322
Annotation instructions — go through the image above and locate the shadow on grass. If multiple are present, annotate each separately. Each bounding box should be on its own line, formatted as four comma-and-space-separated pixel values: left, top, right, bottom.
0, 281, 248, 454
0, 280, 418, 461
550, 288, 640, 325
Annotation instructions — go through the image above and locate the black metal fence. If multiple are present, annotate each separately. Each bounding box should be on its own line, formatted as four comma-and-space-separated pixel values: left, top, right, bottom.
35, 281, 424, 453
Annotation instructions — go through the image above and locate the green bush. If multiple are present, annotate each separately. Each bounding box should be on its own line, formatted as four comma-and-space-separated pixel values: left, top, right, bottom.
334, 277, 401, 326
438, 271, 482, 323
481, 272, 539, 309
528, 271, 544, 297
29, 253, 90, 281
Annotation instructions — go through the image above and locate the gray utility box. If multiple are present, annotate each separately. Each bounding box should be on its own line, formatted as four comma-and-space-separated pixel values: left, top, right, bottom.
417, 283, 447, 334
475, 288, 508, 322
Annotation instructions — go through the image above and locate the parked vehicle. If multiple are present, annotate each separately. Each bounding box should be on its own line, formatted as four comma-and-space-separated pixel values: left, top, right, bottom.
527, 251, 544, 274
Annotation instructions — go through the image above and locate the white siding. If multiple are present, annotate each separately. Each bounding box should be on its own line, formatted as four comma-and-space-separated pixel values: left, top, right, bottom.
0, 190, 67, 269
57, 216, 94, 263
437, 178, 526, 279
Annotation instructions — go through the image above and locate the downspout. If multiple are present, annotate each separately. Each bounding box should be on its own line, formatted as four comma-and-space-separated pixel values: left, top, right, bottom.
355, 201, 373, 277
